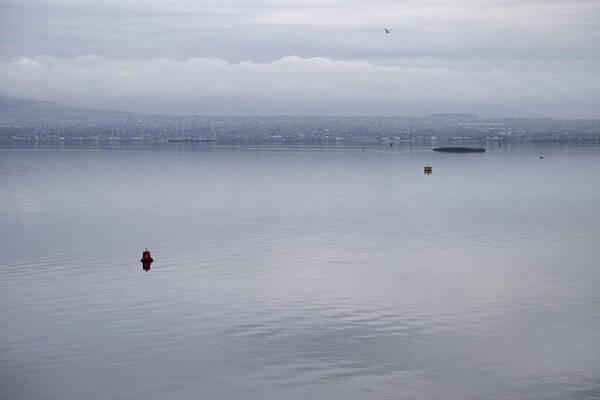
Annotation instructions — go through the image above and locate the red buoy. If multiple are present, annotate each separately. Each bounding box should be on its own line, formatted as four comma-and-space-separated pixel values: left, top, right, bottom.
140, 248, 153, 262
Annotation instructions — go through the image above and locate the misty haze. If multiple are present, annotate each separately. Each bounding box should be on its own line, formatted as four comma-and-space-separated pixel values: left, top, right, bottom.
1, 1, 599, 400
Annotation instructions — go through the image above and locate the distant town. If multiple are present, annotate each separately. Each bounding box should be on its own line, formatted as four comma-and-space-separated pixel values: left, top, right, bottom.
1, 94, 599, 144
4, 114, 600, 144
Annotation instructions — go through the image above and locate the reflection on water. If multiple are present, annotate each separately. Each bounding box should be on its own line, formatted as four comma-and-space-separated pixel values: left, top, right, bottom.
141, 261, 152, 272
0, 143, 599, 400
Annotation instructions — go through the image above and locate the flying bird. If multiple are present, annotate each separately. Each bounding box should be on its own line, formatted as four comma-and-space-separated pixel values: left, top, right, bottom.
384, 28, 391, 34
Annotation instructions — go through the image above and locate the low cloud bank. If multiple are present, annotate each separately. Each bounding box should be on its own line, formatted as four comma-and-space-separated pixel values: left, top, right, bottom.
1, 55, 598, 117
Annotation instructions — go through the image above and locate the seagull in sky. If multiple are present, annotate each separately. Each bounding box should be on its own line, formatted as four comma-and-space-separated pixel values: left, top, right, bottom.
384, 28, 391, 34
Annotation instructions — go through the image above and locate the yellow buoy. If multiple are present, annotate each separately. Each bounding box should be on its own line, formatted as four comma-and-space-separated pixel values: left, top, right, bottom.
424, 165, 432, 174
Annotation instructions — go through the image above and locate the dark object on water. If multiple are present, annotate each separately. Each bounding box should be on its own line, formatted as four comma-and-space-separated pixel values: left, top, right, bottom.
168, 138, 216, 143
433, 147, 485, 153
140, 249, 153, 263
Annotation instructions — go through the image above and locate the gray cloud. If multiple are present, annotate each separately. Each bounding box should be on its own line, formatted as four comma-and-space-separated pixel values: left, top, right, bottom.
0, 0, 599, 116
1, 55, 598, 117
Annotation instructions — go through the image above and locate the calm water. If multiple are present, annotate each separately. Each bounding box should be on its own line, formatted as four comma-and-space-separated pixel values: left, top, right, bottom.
1, 143, 599, 399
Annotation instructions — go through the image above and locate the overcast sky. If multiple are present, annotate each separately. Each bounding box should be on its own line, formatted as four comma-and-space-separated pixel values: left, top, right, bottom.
1, 0, 599, 117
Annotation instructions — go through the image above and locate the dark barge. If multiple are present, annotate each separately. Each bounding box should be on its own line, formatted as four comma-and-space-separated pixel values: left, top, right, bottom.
433, 147, 485, 153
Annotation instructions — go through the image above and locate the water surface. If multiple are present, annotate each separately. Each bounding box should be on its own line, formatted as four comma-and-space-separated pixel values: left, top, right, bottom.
1, 143, 599, 399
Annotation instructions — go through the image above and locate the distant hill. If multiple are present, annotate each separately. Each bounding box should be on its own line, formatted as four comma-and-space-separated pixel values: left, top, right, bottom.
0, 92, 543, 123
426, 113, 479, 121
0, 92, 137, 123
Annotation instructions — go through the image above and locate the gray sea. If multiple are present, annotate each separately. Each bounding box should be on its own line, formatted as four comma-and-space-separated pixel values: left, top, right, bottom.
1, 142, 599, 400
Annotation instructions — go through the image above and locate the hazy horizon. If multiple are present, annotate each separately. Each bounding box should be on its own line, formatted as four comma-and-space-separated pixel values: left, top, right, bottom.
1, 1, 599, 118
0, 90, 554, 119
